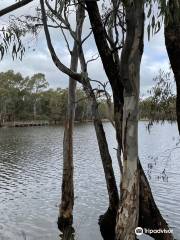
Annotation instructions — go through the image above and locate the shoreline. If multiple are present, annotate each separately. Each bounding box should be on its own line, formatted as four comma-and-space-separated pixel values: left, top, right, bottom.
0, 119, 176, 128
0, 119, 109, 128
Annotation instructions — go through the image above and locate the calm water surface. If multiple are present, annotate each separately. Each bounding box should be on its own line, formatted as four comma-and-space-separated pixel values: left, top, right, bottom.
0, 122, 180, 240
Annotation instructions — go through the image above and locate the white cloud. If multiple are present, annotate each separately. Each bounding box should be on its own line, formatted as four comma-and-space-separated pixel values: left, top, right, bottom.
140, 24, 171, 94
0, 1, 172, 94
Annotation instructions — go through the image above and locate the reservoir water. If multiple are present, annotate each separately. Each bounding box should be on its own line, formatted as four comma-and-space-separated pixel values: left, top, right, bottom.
0, 122, 179, 240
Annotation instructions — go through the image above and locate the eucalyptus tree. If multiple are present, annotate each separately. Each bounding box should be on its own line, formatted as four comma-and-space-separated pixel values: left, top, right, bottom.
39, 2, 119, 236
41, 0, 172, 238
85, 0, 173, 239
0, 70, 26, 121
0, 0, 119, 235
146, 0, 180, 134
59, 43, 78, 231
27, 73, 49, 119
57, 11, 80, 233
0, 70, 49, 121
0, 1, 174, 239
140, 70, 176, 122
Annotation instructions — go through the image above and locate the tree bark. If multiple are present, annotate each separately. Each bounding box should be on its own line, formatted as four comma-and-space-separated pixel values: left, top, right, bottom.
0, 0, 33, 17
115, 2, 144, 239
164, 1, 180, 134
85, 1, 173, 240
39, 0, 174, 238
58, 42, 78, 231
78, 41, 119, 240
92, 99, 119, 211
85, 0, 124, 188
77, 0, 120, 214
91, 95, 119, 240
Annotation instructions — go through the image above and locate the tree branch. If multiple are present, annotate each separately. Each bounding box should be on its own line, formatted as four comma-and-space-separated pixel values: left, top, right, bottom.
85, 0, 122, 90
61, 28, 72, 54
45, 0, 77, 41
81, 30, 92, 45
87, 53, 99, 65
0, 0, 33, 17
40, 0, 82, 84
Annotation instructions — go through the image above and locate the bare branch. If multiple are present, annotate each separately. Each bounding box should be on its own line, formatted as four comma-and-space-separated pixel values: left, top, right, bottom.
35, 23, 61, 28
0, 0, 33, 17
61, 28, 72, 54
47, 14, 68, 29
55, 0, 58, 12
90, 79, 106, 88
45, 0, 77, 41
40, 0, 82, 83
87, 53, 99, 65
81, 30, 92, 45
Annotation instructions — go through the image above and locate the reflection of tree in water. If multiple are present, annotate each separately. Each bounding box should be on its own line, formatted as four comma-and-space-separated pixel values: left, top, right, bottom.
59, 226, 75, 240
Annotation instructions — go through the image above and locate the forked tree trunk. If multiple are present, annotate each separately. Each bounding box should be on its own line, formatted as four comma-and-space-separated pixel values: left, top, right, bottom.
85, 1, 173, 239
164, 1, 180, 134
115, 2, 144, 239
58, 42, 78, 231
116, 2, 173, 239
40, 0, 173, 238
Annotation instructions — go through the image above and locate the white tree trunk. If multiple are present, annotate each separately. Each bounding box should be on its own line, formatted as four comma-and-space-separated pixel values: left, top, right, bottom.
116, 1, 144, 239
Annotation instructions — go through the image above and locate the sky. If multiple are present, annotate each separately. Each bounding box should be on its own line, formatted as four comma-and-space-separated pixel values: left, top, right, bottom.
0, 0, 171, 95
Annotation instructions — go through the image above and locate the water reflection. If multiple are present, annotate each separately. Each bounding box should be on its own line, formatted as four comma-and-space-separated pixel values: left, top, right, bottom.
59, 226, 75, 240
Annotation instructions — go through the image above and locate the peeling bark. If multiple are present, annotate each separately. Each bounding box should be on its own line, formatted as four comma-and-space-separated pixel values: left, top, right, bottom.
39, 0, 174, 239
116, 2, 144, 239
91, 97, 119, 240
85, 1, 173, 240
58, 42, 78, 231
59, 225, 75, 240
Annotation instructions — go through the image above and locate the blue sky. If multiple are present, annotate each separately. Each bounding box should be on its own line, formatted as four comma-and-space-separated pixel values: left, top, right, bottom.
0, 0, 171, 95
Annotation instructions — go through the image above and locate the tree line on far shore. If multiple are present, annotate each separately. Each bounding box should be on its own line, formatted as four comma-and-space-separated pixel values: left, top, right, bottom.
0, 69, 176, 124
140, 70, 176, 122
0, 69, 110, 123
